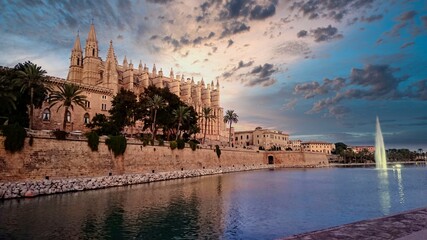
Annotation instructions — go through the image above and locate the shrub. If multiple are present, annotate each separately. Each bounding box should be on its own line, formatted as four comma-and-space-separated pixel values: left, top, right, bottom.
3, 123, 26, 153
86, 131, 99, 151
259, 146, 265, 151
53, 130, 68, 140
189, 141, 197, 151
177, 139, 185, 149
159, 139, 164, 146
105, 135, 127, 157
215, 145, 221, 158
170, 141, 177, 150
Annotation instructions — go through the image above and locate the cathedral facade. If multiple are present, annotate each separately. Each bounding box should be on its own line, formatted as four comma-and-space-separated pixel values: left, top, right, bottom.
34, 24, 226, 142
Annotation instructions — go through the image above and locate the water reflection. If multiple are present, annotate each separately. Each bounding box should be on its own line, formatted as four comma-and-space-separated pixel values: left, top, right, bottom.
376, 170, 391, 215
393, 166, 405, 204
1, 167, 427, 239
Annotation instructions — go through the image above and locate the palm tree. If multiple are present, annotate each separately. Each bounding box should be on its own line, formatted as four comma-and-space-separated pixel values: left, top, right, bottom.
0, 76, 17, 113
49, 83, 87, 131
201, 107, 216, 144
16, 62, 47, 129
172, 105, 191, 140
223, 110, 238, 147
146, 94, 166, 142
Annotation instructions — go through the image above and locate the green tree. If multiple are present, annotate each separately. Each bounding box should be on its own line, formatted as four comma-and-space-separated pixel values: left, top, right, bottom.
172, 105, 191, 140
0, 76, 17, 117
86, 113, 120, 136
146, 94, 166, 142
201, 107, 216, 144
223, 110, 238, 147
15, 61, 48, 129
139, 86, 198, 140
49, 83, 87, 131
109, 89, 139, 134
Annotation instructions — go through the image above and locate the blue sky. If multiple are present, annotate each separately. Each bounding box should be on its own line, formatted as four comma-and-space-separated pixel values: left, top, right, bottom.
0, 0, 426, 149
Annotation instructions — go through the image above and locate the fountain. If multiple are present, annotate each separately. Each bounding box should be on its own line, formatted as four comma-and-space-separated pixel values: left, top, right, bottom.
375, 116, 387, 169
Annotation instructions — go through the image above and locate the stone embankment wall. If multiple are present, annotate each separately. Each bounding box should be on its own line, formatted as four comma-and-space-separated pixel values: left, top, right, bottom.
0, 136, 328, 199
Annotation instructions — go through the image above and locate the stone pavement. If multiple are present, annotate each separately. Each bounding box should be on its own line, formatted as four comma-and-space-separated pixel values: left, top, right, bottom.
283, 207, 427, 240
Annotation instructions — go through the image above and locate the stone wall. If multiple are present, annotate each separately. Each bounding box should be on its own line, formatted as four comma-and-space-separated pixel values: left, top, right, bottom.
0, 136, 328, 182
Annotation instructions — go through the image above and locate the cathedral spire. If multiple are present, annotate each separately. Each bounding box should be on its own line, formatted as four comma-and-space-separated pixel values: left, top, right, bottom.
152, 64, 157, 77
87, 23, 97, 42
123, 56, 128, 69
67, 32, 83, 82
106, 40, 115, 59
170, 68, 174, 79
72, 32, 82, 52
84, 23, 99, 58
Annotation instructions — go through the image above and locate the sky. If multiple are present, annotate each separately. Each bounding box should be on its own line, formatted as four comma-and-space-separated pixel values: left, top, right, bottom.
0, 0, 426, 150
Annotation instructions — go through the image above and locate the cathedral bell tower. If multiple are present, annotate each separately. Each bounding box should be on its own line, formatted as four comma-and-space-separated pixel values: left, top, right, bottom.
67, 32, 83, 83
82, 23, 101, 85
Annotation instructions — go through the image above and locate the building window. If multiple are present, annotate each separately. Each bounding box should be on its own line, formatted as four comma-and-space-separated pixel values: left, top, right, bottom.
101, 103, 107, 111
84, 113, 90, 124
102, 95, 107, 100
246, 135, 249, 139
77, 58, 80, 66
85, 101, 91, 108
66, 111, 71, 123
42, 109, 50, 121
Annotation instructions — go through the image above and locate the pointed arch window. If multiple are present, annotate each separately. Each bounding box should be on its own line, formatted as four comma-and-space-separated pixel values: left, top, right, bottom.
92, 49, 95, 56
42, 109, 51, 121
84, 113, 90, 124
66, 111, 71, 123
77, 58, 80, 66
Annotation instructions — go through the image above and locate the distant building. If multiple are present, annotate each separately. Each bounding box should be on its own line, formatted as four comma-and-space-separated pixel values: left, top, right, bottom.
234, 127, 290, 149
301, 141, 335, 154
351, 146, 375, 153
290, 140, 302, 151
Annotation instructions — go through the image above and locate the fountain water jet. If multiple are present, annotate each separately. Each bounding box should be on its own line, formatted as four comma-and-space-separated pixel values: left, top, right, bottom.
375, 116, 387, 169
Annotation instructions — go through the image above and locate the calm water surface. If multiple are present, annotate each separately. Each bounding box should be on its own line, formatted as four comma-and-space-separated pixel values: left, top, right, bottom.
1, 166, 427, 239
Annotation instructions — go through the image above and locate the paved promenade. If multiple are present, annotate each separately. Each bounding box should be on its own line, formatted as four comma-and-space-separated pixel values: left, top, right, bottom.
283, 207, 427, 240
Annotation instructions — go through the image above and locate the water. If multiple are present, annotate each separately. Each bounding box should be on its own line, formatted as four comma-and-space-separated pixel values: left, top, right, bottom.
375, 116, 387, 169
1, 166, 427, 239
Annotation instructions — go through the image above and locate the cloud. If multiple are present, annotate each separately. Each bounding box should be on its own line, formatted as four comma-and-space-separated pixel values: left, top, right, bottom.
227, 39, 234, 48
289, 0, 375, 22
422, 16, 427, 29
311, 25, 343, 42
400, 41, 414, 49
295, 78, 346, 99
327, 105, 350, 119
297, 30, 308, 38
282, 99, 297, 110
387, 10, 418, 37
219, 0, 278, 20
408, 79, 427, 100
221, 60, 254, 79
244, 63, 277, 87
250, 1, 278, 20
146, 0, 174, 4
275, 41, 310, 56
360, 14, 383, 22
397, 10, 417, 21
220, 21, 251, 38
293, 64, 421, 117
